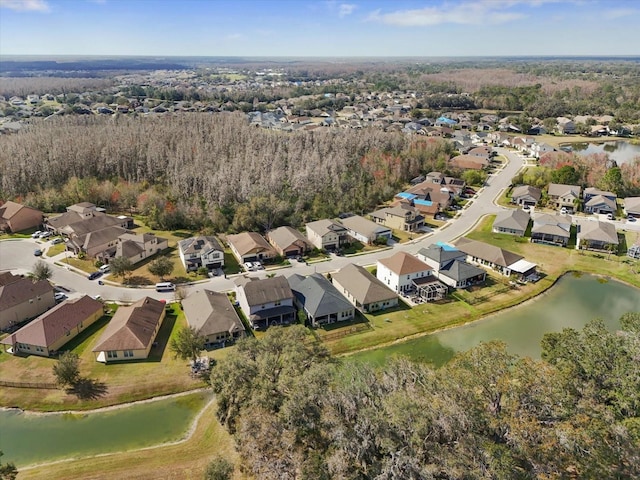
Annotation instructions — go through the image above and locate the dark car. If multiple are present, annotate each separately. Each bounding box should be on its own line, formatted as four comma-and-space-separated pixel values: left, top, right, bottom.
88, 271, 102, 280
33, 249, 43, 256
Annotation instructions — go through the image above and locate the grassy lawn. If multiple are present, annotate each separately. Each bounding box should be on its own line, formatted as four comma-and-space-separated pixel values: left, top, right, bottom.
45, 242, 66, 257
0, 304, 212, 411
61, 256, 96, 274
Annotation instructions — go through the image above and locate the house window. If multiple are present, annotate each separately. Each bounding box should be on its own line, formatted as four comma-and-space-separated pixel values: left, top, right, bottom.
124, 350, 134, 358
107, 351, 118, 359
275, 301, 281, 307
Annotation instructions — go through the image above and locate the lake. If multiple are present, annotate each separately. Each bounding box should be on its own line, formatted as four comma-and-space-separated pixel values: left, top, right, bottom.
0, 390, 211, 467
351, 274, 640, 367
568, 140, 640, 165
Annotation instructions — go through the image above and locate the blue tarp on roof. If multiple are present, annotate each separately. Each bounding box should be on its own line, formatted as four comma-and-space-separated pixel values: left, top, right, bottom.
397, 192, 417, 200
437, 116, 458, 125
413, 199, 433, 207
436, 241, 457, 251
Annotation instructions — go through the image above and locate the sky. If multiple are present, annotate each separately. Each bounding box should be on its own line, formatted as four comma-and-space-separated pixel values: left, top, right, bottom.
0, 0, 639, 57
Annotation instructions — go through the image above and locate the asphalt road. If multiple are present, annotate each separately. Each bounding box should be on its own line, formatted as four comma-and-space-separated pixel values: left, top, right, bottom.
2, 147, 637, 302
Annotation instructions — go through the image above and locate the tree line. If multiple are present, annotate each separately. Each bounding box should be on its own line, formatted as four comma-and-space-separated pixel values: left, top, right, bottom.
0, 113, 453, 232
210, 316, 640, 479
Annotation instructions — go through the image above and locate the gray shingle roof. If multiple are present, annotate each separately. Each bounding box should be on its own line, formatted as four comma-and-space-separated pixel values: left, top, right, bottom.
454, 237, 523, 268
332, 264, 397, 305
288, 273, 352, 318
182, 289, 245, 337
493, 209, 530, 232
439, 260, 486, 282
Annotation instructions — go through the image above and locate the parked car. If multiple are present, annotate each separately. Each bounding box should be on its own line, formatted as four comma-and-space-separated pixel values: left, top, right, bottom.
606, 213, 614, 220
88, 271, 102, 280
252, 261, 264, 270
31, 230, 42, 238
33, 248, 42, 256
39, 231, 52, 239
51, 237, 64, 245
628, 216, 637, 222
54, 292, 67, 302
243, 262, 255, 272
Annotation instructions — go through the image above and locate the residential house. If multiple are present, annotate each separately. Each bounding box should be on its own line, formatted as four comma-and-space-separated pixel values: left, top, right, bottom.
332, 264, 398, 313
424, 172, 466, 197
393, 179, 454, 216
556, 117, 576, 134
575, 219, 619, 251
531, 213, 572, 247
530, 142, 556, 159
339, 215, 392, 245
376, 251, 434, 294
226, 232, 277, 264
288, 273, 355, 327
627, 239, 640, 259
267, 226, 312, 257
417, 244, 486, 289
454, 237, 537, 280
178, 236, 225, 272
46, 203, 133, 235
623, 197, 640, 219
547, 184, 582, 212
0, 201, 43, 233
0, 272, 55, 331
583, 187, 617, 215
467, 146, 493, 159
235, 276, 296, 330
369, 204, 424, 233
492, 209, 530, 236
1, 296, 103, 357
113, 232, 168, 265
92, 297, 166, 363
182, 289, 245, 347
449, 154, 489, 171
305, 219, 348, 251
511, 185, 542, 207
67, 225, 129, 258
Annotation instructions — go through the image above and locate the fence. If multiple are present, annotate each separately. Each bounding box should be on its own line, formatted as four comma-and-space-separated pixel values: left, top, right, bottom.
321, 322, 371, 342
0, 380, 58, 389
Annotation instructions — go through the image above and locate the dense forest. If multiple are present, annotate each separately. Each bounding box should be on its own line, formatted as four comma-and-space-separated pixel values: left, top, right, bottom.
211, 316, 640, 479
0, 113, 453, 231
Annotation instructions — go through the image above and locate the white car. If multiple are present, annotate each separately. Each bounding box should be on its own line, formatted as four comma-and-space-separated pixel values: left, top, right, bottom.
31, 230, 43, 238
252, 261, 264, 270
243, 262, 255, 272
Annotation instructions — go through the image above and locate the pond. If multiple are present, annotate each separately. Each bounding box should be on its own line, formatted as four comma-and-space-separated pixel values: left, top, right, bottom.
568, 140, 640, 165
351, 274, 640, 367
0, 390, 211, 468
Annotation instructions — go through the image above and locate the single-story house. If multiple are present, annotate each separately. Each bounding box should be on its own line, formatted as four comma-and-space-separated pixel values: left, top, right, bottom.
0, 201, 43, 233
332, 264, 398, 313
454, 237, 537, 279
369, 204, 424, 233
623, 197, 640, 218
1, 296, 103, 357
288, 273, 355, 327
267, 226, 312, 257
339, 215, 392, 245
417, 244, 486, 289
511, 185, 542, 207
531, 213, 572, 247
235, 276, 296, 330
226, 232, 277, 264
492, 209, 530, 236
178, 236, 225, 272
182, 289, 245, 347
547, 184, 581, 212
448, 154, 489, 171
305, 219, 348, 251
575, 219, 619, 251
376, 251, 434, 294
92, 297, 166, 363
0, 272, 55, 331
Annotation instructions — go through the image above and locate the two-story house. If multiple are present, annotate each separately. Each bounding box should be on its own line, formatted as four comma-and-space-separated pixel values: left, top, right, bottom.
114, 232, 168, 265
178, 236, 225, 272
583, 187, 617, 215
305, 219, 348, 251
547, 183, 582, 212
417, 244, 486, 289
235, 276, 296, 330
0, 272, 55, 331
376, 251, 434, 294
369, 204, 424, 233
288, 273, 354, 327
0, 201, 43, 233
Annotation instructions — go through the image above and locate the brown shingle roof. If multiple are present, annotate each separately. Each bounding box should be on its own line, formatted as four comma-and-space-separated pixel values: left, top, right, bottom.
242, 276, 293, 307
1, 296, 103, 348
92, 297, 165, 352
0, 274, 54, 310
182, 289, 245, 337
378, 252, 433, 275
226, 232, 275, 257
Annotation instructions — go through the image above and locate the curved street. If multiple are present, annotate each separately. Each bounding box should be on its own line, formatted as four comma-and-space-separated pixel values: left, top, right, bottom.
0, 148, 535, 302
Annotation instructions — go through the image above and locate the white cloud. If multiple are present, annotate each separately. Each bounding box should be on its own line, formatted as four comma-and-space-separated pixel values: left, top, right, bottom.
339, 3, 356, 18
367, 1, 526, 26
602, 8, 638, 20
0, 0, 50, 12
225, 33, 244, 41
